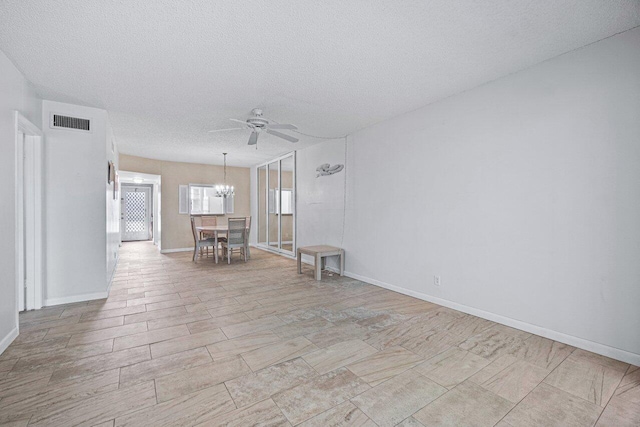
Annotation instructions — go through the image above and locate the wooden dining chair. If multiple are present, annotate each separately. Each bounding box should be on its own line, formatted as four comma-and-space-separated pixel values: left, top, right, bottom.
220, 217, 247, 264
200, 216, 218, 257
190, 216, 215, 263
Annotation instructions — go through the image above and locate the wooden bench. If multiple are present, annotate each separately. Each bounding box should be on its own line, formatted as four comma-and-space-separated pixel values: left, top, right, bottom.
297, 245, 345, 281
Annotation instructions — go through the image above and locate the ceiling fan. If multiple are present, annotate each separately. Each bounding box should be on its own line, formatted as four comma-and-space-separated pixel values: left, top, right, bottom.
208, 108, 299, 146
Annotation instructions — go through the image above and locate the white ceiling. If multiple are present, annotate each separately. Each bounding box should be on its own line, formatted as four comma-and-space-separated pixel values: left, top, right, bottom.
1, 1, 639, 167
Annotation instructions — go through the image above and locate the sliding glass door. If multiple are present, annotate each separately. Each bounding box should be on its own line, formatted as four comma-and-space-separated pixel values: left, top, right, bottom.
256, 152, 295, 256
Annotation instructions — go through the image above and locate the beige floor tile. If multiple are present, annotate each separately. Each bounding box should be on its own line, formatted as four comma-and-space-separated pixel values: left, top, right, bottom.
413, 381, 513, 427
146, 296, 201, 311
346, 346, 423, 386
119, 347, 212, 385
28, 381, 156, 427
112, 324, 189, 351
478, 359, 549, 403
413, 347, 490, 389
241, 336, 318, 371
123, 306, 187, 324
298, 401, 377, 427
45, 316, 125, 338
305, 321, 370, 348
10, 330, 48, 345
196, 398, 290, 427
0, 336, 70, 360
114, 383, 235, 427
186, 312, 251, 334
508, 335, 575, 370
568, 348, 629, 373
206, 330, 282, 360
0, 358, 19, 373
468, 355, 519, 385
19, 315, 82, 333
503, 383, 601, 427
80, 305, 146, 322
459, 325, 531, 361
49, 346, 150, 383
184, 297, 247, 313
440, 314, 493, 344
225, 358, 316, 408
302, 339, 378, 374
0, 369, 120, 423
67, 322, 149, 347
150, 328, 227, 358
271, 316, 333, 339
146, 310, 211, 330
615, 365, 640, 405
351, 370, 446, 427
273, 367, 370, 425
0, 372, 52, 406
155, 355, 251, 402
11, 339, 114, 373
221, 316, 286, 339
545, 357, 625, 407
596, 396, 640, 427
395, 417, 426, 427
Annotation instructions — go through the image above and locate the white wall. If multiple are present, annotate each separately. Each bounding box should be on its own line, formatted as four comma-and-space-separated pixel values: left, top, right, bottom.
0, 50, 41, 352
42, 100, 114, 304
296, 140, 347, 268
292, 28, 640, 363
106, 116, 119, 286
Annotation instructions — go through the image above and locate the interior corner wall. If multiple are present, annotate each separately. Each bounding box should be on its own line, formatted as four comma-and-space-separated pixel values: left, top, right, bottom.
0, 50, 42, 352
42, 100, 110, 305
290, 28, 640, 364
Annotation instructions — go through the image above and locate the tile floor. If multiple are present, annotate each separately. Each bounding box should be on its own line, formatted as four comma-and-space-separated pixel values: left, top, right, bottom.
0, 241, 638, 426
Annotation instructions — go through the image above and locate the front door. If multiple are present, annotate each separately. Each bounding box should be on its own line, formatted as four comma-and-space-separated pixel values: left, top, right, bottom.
121, 186, 151, 241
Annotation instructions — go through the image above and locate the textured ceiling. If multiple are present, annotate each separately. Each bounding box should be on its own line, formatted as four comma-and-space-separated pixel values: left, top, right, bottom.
1, 1, 639, 167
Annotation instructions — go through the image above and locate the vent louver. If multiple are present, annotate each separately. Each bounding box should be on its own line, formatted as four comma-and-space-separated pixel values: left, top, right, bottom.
52, 114, 91, 131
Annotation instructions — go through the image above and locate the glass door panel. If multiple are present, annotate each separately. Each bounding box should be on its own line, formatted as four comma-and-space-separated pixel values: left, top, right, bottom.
267, 161, 279, 250
280, 155, 294, 254
257, 165, 267, 246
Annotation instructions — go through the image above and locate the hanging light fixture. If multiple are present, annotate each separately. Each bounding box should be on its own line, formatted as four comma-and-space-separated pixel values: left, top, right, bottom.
215, 153, 235, 198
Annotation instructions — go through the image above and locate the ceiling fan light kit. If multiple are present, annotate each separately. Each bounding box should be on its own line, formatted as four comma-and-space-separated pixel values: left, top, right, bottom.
209, 108, 299, 147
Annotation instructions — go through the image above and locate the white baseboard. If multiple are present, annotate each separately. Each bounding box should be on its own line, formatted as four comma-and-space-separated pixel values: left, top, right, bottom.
0, 326, 19, 355
160, 247, 193, 254
342, 270, 640, 366
44, 291, 109, 307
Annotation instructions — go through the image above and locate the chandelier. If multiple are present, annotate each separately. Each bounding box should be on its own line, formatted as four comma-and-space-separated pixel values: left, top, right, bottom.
215, 153, 235, 198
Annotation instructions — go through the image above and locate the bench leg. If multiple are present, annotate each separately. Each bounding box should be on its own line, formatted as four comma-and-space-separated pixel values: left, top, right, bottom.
297, 251, 302, 274
315, 254, 322, 281
340, 250, 345, 276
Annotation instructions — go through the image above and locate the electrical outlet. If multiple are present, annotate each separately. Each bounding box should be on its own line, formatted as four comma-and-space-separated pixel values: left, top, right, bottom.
434, 276, 441, 287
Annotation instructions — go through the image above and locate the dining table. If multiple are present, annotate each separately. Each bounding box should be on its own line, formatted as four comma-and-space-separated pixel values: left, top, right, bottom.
196, 225, 250, 263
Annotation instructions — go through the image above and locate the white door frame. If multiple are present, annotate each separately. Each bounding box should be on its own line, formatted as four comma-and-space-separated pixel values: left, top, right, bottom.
118, 171, 162, 249
15, 111, 44, 314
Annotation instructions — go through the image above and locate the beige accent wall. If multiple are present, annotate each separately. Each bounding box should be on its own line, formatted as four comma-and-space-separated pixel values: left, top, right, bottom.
119, 154, 251, 250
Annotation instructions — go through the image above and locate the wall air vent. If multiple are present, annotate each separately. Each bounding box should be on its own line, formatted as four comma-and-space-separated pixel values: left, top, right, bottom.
50, 113, 91, 132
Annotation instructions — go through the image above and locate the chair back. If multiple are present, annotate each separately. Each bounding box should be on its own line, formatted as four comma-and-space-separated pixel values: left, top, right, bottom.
201, 216, 217, 226
190, 216, 200, 245
227, 218, 247, 246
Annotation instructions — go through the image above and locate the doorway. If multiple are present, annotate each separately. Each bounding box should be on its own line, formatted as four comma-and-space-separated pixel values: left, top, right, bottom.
121, 185, 152, 241
15, 112, 44, 312
257, 152, 296, 256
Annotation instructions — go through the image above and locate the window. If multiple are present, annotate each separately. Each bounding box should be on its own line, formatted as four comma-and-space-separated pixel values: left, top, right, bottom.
186, 184, 233, 215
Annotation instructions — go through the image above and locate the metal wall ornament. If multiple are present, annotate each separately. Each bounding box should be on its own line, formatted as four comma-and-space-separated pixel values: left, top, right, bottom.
316, 163, 344, 177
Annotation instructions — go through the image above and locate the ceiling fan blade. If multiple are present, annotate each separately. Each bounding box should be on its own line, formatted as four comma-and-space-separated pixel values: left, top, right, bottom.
230, 118, 250, 126
267, 123, 298, 130
248, 131, 258, 145
266, 129, 299, 143
208, 128, 244, 133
